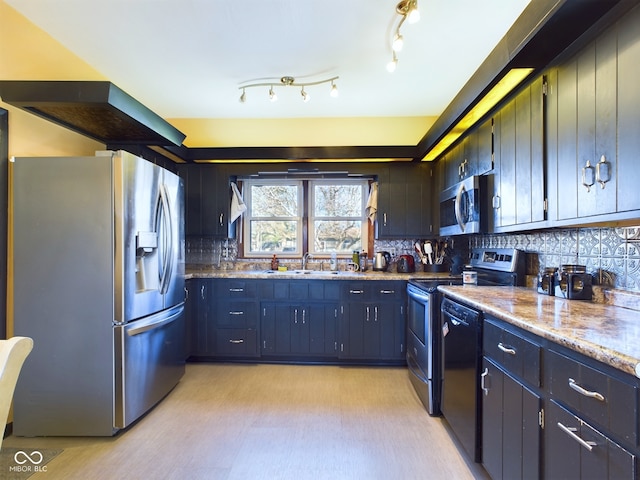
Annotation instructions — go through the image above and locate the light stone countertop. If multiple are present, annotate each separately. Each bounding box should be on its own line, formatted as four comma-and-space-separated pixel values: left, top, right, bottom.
186, 267, 458, 282
438, 285, 640, 379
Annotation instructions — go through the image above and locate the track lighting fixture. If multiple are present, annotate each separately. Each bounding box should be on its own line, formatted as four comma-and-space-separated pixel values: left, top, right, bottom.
238, 75, 339, 103
387, 0, 420, 72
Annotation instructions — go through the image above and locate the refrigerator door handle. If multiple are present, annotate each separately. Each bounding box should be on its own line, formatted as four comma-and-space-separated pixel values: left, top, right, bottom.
158, 183, 174, 295
126, 304, 184, 337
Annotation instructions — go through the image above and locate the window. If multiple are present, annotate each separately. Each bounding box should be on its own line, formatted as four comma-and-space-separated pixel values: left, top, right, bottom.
242, 178, 369, 257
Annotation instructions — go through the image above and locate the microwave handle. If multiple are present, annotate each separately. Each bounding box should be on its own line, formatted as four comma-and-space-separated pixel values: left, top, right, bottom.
454, 182, 466, 232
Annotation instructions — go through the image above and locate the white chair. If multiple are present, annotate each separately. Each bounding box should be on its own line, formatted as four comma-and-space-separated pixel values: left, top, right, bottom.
0, 336, 34, 451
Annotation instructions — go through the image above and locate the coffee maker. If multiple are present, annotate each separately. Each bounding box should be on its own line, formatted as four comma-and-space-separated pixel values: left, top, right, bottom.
554, 265, 592, 300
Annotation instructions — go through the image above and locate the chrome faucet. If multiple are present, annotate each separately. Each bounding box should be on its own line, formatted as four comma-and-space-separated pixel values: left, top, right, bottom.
302, 252, 313, 270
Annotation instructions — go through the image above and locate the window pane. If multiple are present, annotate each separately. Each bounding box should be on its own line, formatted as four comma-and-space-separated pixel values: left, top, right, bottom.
314, 185, 363, 217
251, 185, 298, 217
313, 220, 362, 253
250, 220, 298, 252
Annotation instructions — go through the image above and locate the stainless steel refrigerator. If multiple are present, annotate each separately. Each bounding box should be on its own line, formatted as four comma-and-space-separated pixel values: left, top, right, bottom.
11, 150, 185, 436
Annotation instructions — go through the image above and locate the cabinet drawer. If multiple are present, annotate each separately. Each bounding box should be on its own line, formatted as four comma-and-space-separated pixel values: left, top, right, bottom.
215, 301, 258, 327
545, 400, 637, 479
215, 328, 258, 356
545, 349, 639, 447
484, 319, 541, 387
342, 281, 405, 301
215, 280, 257, 298
372, 282, 405, 300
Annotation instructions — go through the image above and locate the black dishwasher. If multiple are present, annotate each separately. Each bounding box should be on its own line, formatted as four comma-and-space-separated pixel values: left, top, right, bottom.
440, 296, 483, 463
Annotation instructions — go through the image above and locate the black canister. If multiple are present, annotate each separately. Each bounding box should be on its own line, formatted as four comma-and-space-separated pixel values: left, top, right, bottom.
555, 265, 593, 300
537, 267, 557, 295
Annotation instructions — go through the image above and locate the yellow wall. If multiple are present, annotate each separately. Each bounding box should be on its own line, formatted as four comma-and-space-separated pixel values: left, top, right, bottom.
0, 1, 106, 156
173, 116, 436, 148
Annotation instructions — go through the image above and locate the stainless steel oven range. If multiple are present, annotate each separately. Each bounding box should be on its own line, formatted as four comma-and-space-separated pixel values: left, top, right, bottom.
406, 248, 525, 459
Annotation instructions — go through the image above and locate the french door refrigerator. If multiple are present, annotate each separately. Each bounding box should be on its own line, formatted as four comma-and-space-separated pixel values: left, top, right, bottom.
11, 150, 185, 436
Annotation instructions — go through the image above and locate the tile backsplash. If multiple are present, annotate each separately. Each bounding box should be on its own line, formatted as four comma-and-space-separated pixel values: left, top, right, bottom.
186, 226, 640, 293
471, 226, 640, 292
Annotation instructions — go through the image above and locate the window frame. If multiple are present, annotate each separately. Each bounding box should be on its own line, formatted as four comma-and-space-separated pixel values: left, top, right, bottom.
242, 179, 303, 257
308, 179, 369, 257
241, 177, 370, 259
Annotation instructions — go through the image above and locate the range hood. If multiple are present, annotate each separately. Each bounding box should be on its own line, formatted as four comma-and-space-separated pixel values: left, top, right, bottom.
0, 80, 186, 147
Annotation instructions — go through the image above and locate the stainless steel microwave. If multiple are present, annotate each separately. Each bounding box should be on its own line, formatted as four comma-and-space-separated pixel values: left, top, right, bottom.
439, 175, 491, 236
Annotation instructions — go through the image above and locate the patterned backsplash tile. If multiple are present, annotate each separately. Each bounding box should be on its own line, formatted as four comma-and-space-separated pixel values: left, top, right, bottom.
471, 226, 640, 292
187, 226, 640, 293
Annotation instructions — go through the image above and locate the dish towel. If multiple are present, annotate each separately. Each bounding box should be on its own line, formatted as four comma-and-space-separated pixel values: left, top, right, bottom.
365, 182, 378, 224
230, 182, 247, 223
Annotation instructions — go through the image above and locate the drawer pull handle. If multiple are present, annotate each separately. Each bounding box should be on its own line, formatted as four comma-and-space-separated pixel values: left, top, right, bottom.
481, 368, 490, 396
568, 378, 605, 402
557, 422, 597, 452
229, 288, 244, 292
229, 311, 244, 315
349, 289, 364, 294
498, 343, 516, 355
229, 339, 244, 344
380, 290, 395, 294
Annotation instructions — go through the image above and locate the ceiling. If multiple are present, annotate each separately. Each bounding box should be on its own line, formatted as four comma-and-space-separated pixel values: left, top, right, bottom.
5, 0, 531, 149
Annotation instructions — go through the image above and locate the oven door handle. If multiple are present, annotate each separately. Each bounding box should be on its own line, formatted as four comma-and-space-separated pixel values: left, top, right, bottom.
408, 289, 432, 303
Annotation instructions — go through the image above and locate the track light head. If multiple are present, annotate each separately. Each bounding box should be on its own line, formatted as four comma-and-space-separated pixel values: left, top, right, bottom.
392, 32, 404, 52
301, 87, 310, 102
387, 52, 398, 73
269, 86, 277, 102
330, 81, 339, 98
239, 88, 246, 103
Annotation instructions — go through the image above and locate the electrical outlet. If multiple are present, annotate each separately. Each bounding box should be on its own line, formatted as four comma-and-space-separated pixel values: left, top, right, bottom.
389, 248, 397, 257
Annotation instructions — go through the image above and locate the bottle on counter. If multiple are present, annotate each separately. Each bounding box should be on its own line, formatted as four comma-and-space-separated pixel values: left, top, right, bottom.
271, 254, 279, 271
359, 251, 367, 271
352, 250, 360, 271
330, 251, 338, 271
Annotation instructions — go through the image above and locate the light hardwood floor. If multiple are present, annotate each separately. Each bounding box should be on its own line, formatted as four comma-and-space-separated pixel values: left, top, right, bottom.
6, 363, 489, 479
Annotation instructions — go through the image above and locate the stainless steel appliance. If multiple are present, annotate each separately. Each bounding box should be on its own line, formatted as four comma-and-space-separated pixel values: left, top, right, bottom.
439, 175, 491, 236
373, 251, 391, 271
407, 248, 524, 456
11, 150, 185, 436
406, 278, 458, 415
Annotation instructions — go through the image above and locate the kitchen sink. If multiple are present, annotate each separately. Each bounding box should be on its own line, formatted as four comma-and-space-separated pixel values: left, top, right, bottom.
265, 269, 340, 275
